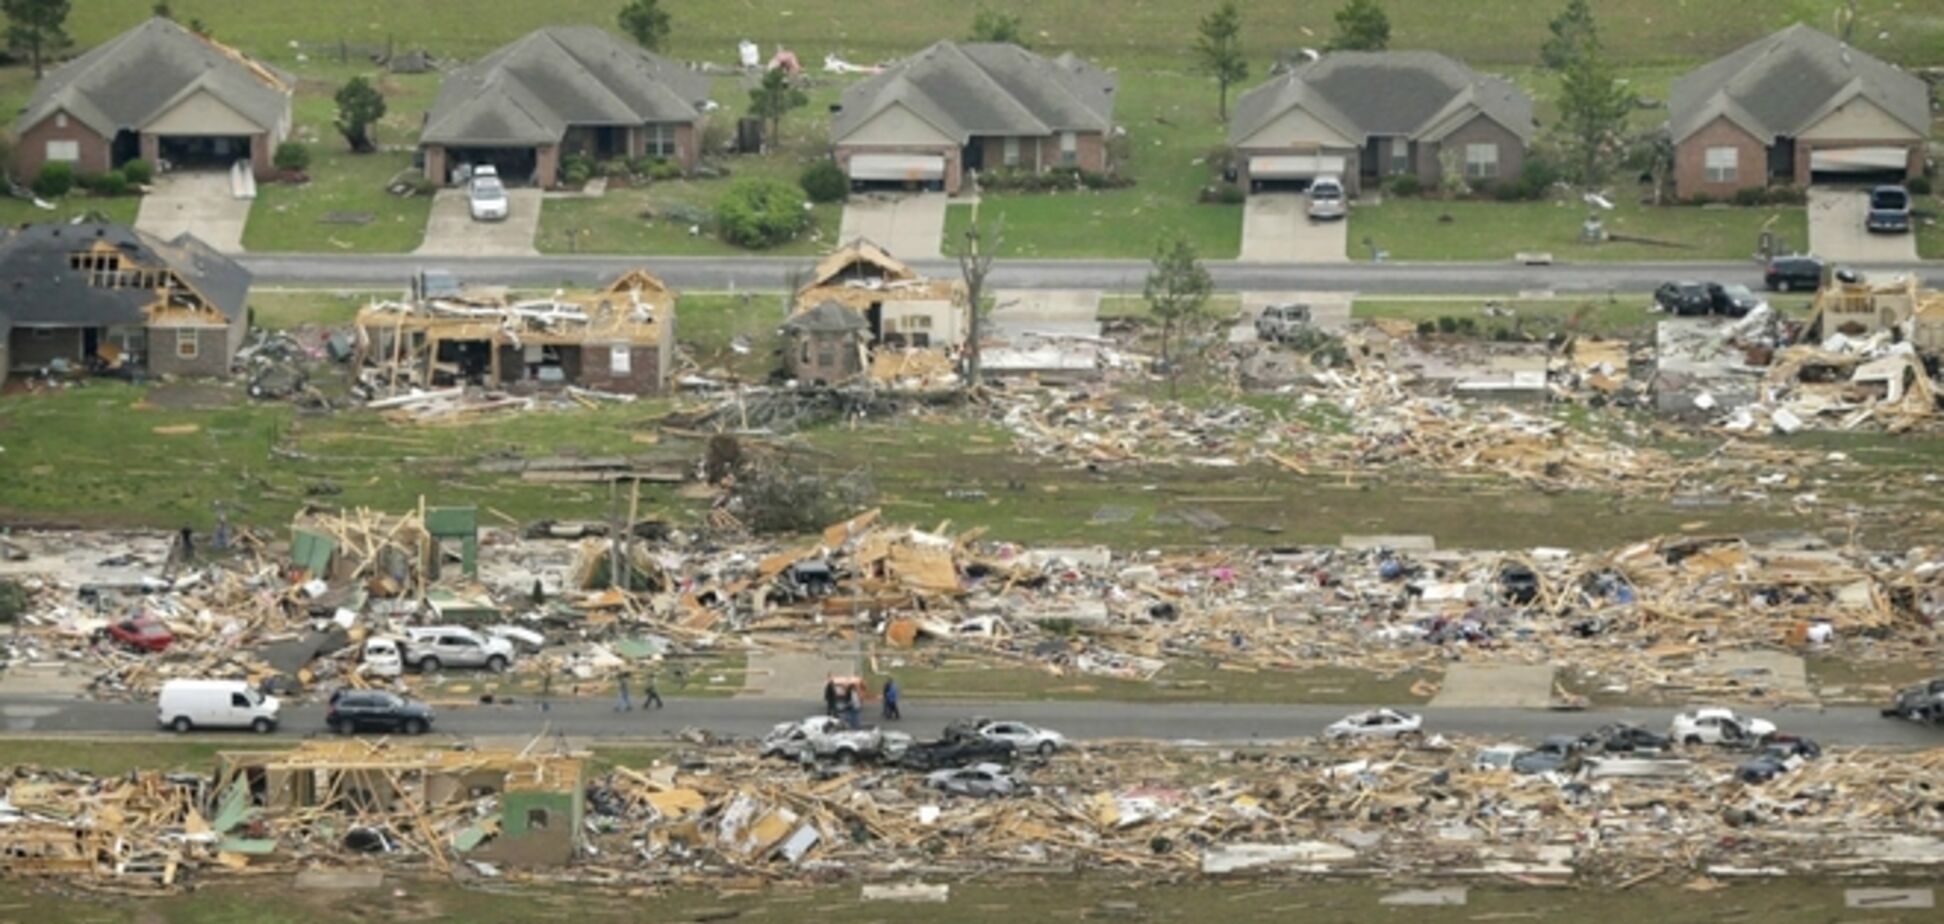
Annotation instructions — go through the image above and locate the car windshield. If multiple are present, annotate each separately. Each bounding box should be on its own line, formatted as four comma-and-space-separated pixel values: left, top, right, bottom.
1871, 190, 1907, 209
1312, 185, 1341, 200
472, 179, 505, 197
1722, 285, 1753, 300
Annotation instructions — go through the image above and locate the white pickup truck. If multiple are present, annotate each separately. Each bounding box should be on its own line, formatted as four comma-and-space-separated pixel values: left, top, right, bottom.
761, 716, 912, 763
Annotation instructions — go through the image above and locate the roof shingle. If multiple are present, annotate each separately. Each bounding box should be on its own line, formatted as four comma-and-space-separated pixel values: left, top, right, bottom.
422, 27, 711, 147
1229, 51, 1532, 147
834, 42, 1116, 143
1669, 24, 1930, 144
14, 17, 291, 138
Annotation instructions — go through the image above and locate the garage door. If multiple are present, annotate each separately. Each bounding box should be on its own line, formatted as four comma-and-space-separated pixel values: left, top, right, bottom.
849, 154, 946, 182
1251, 154, 1348, 180
1810, 147, 1908, 177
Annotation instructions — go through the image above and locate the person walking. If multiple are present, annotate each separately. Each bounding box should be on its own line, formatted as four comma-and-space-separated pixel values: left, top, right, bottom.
882, 677, 901, 721
843, 683, 862, 730
823, 675, 840, 718
540, 669, 553, 713
644, 671, 664, 709
614, 670, 633, 712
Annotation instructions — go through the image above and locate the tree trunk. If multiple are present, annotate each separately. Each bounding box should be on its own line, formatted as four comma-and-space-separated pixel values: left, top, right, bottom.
1218, 82, 1228, 122
30, 39, 43, 79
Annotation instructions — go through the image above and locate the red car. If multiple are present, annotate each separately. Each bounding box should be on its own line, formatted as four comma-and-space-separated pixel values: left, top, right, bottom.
104, 615, 174, 652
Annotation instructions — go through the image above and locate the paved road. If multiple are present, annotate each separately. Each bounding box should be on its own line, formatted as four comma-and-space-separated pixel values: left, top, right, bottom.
4, 695, 1935, 747
239, 252, 1942, 294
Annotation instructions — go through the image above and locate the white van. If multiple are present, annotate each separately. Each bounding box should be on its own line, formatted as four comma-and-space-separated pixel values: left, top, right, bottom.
361, 637, 403, 678
157, 679, 281, 734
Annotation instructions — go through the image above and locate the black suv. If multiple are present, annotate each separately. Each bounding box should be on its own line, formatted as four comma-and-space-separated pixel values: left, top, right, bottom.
1654, 281, 1714, 316
327, 690, 435, 735
1706, 283, 1762, 318
1763, 255, 1824, 292
1866, 185, 1910, 233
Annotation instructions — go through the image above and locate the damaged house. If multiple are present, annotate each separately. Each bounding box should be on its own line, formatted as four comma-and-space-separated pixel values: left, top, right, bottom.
352, 268, 675, 395
0, 223, 250, 385
785, 239, 967, 384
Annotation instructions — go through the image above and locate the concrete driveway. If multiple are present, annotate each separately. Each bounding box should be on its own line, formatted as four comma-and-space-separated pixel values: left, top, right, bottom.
416, 188, 543, 257
1239, 192, 1348, 263
839, 193, 947, 259
1808, 187, 1916, 263
134, 171, 252, 253
989, 289, 1102, 340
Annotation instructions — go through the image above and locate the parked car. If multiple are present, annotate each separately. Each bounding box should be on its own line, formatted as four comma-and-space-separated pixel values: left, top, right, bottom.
157, 679, 281, 734
469, 171, 509, 222
401, 626, 515, 674
970, 721, 1068, 757
924, 763, 1019, 798
1255, 302, 1314, 343
761, 716, 912, 763
1324, 708, 1423, 741
1579, 723, 1671, 755
327, 690, 434, 735
1763, 254, 1824, 292
1306, 175, 1347, 220
1654, 280, 1714, 316
1511, 735, 1584, 775
1706, 283, 1763, 318
1669, 707, 1775, 747
1865, 185, 1911, 233
103, 614, 174, 652
899, 736, 1018, 771
1882, 677, 1944, 724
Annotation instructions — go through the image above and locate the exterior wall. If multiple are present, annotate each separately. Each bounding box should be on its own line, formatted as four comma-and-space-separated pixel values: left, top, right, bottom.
1792, 138, 1922, 186
833, 143, 963, 194
146, 326, 232, 377
1674, 116, 1766, 200
1235, 105, 1356, 150
974, 132, 1104, 174
674, 122, 698, 170
839, 104, 956, 147
1073, 131, 1107, 173
786, 331, 862, 385
14, 112, 112, 179
248, 132, 273, 178
536, 144, 561, 187
7, 327, 85, 369
140, 134, 161, 168
146, 91, 264, 135
576, 340, 665, 394
1798, 98, 1920, 141
1419, 116, 1526, 189
423, 145, 448, 187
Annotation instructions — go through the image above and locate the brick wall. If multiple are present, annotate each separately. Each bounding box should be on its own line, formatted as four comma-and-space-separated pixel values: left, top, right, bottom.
14, 113, 111, 179
536, 144, 561, 187
576, 341, 665, 394
675, 122, 699, 171
7, 328, 84, 369
146, 326, 232, 378
1674, 117, 1765, 200
423, 145, 449, 185
1421, 116, 1526, 190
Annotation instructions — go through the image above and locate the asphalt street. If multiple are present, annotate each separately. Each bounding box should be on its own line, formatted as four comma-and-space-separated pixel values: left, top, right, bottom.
240, 253, 1943, 294
3, 695, 1936, 748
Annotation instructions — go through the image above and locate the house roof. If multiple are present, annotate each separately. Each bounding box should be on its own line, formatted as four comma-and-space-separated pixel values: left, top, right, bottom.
422, 26, 711, 147
1669, 24, 1930, 144
1229, 51, 1533, 146
806, 239, 921, 289
14, 17, 291, 138
784, 301, 870, 334
833, 42, 1117, 144
0, 223, 251, 327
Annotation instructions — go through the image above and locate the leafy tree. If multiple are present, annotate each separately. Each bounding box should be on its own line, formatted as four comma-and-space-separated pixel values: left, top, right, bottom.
969, 8, 1024, 45
617, 0, 671, 51
334, 77, 387, 153
4, 0, 71, 79
716, 177, 810, 248
798, 158, 848, 203
1327, 0, 1390, 52
1539, 0, 1599, 71
747, 67, 807, 152
1143, 235, 1214, 399
1194, 2, 1248, 122
1554, 49, 1633, 186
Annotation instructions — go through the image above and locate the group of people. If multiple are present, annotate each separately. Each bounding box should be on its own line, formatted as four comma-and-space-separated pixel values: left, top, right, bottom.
824, 675, 899, 729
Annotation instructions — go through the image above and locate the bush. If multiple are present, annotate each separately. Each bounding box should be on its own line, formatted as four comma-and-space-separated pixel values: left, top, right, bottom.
121, 158, 153, 184
647, 158, 683, 181
1687, 193, 1712, 206
92, 169, 130, 197
1386, 174, 1422, 197
798, 158, 848, 203
1519, 155, 1560, 197
33, 161, 73, 198
1204, 144, 1238, 181
1764, 184, 1806, 206
562, 163, 592, 187
597, 158, 631, 178
273, 142, 311, 172
716, 177, 810, 248
1907, 176, 1931, 196
1217, 183, 1245, 205
1435, 315, 1458, 334
1731, 187, 1767, 207
0, 579, 27, 624
1492, 180, 1526, 202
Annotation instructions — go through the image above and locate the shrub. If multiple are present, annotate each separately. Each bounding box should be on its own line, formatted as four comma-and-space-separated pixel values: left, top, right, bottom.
715, 177, 810, 248
1731, 187, 1766, 207
1217, 183, 1245, 205
92, 169, 130, 197
1519, 155, 1560, 197
1906, 176, 1931, 196
798, 158, 848, 203
1386, 174, 1421, 197
33, 162, 73, 198
121, 158, 153, 184
1764, 185, 1806, 206
1416, 320, 1436, 336
647, 158, 683, 181
1204, 144, 1237, 181
1492, 180, 1525, 202
1687, 192, 1712, 206
0, 579, 27, 624
562, 161, 592, 187
273, 142, 311, 172
597, 158, 631, 178
1435, 315, 1458, 334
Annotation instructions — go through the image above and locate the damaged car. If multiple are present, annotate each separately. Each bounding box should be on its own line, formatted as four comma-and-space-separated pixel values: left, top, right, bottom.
1511, 736, 1585, 775
1324, 708, 1423, 741
1669, 707, 1775, 747
1578, 723, 1672, 754
1882, 678, 1944, 725
898, 736, 1018, 771
1735, 737, 1820, 784
925, 763, 1020, 798
761, 716, 912, 764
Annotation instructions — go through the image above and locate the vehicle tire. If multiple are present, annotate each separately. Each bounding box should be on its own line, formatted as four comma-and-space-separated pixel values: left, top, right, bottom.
329, 718, 349, 735
251, 717, 274, 735
170, 716, 192, 734
1684, 735, 1703, 747
1037, 741, 1056, 757
418, 656, 441, 674
485, 655, 508, 673
406, 718, 428, 736
834, 748, 857, 767
1398, 730, 1423, 745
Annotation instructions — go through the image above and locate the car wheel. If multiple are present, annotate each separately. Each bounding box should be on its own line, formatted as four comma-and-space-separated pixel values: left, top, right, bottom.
170, 716, 192, 733
1398, 730, 1423, 745
1037, 741, 1056, 757
418, 656, 441, 674
485, 655, 508, 673
406, 718, 428, 736
251, 717, 274, 735
834, 748, 857, 767
329, 718, 349, 735
1684, 735, 1703, 747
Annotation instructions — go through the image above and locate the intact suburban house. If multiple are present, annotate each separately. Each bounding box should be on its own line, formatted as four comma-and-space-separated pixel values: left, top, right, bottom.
0, 223, 251, 385
419, 26, 711, 187
1228, 51, 1534, 196
1669, 24, 1930, 201
11, 17, 293, 180
830, 41, 1117, 195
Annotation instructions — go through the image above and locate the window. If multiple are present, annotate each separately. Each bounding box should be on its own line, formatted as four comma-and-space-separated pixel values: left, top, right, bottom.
45, 140, 79, 163
609, 345, 632, 375
1059, 132, 1078, 166
645, 123, 678, 158
1002, 136, 1020, 168
1464, 143, 1499, 180
526, 808, 551, 830
175, 329, 199, 360
230, 693, 251, 708
1390, 141, 1410, 175
1704, 146, 1738, 183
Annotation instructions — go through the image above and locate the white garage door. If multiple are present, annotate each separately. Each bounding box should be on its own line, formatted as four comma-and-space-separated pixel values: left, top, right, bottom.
849, 153, 946, 182
1810, 147, 1907, 174
1252, 154, 1348, 180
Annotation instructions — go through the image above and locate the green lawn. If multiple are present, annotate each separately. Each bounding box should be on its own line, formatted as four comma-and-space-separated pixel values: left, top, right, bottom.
676, 293, 790, 382
1349, 197, 1808, 262
249, 290, 373, 329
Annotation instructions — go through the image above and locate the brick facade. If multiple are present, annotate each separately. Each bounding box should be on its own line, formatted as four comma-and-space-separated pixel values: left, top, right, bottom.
1674, 117, 1769, 200
6, 327, 84, 370
146, 326, 232, 377
14, 112, 112, 179
1419, 116, 1527, 190
576, 342, 664, 394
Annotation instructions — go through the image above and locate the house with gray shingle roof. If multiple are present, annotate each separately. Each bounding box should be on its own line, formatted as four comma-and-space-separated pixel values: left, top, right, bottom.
1669, 24, 1929, 200
12, 17, 293, 182
419, 26, 712, 187
1228, 51, 1533, 196
830, 42, 1117, 196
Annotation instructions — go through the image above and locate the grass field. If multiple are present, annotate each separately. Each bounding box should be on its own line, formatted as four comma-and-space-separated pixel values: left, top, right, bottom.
1348, 197, 1809, 263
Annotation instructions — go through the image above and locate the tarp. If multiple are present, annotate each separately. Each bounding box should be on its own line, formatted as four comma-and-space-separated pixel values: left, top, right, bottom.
1809, 146, 1908, 173
848, 153, 946, 181
1251, 154, 1347, 180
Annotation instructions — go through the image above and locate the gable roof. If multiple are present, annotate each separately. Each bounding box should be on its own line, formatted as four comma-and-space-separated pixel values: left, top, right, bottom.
422, 27, 710, 146
805, 239, 922, 290
0, 223, 250, 327
15, 17, 291, 138
1669, 24, 1930, 144
834, 42, 1116, 144
783, 301, 870, 334
1230, 51, 1533, 146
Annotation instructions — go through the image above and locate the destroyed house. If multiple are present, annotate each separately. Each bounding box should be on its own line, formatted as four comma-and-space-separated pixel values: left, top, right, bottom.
782, 301, 869, 385
353, 268, 675, 394
793, 239, 967, 352
1806, 273, 1927, 340
0, 222, 250, 384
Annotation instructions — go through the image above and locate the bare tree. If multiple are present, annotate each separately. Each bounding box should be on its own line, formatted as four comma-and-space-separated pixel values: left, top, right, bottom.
958, 195, 1003, 389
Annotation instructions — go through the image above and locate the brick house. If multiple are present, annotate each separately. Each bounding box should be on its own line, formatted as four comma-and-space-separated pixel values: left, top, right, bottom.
1669, 24, 1930, 200
831, 42, 1118, 195
11, 17, 292, 181
419, 27, 711, 187
0, 223, 251, 385
1229, 51, 1533, 196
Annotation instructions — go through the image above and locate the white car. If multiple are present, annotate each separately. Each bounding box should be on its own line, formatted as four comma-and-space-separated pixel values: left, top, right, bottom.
1669, 708, 1776, 746
760, 716, 910, 762
1307, 175, 1347, 221
1324, 707, 1423, 741
401, 626, 515, 673
468, 172, 509, 222
1471, 743, 1524, 771
975, 721, 1068, 757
